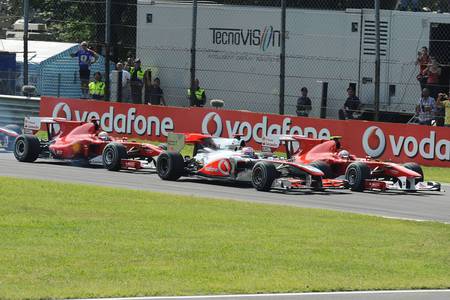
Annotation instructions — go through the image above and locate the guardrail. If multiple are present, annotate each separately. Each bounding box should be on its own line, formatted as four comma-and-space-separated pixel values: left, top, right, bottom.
0, 94, 40, 127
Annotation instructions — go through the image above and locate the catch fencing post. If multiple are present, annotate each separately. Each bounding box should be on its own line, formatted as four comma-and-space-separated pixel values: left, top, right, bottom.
279, 0, 286, 115
118, 71, 123, 102
189, 0, 198, 106
320, 81, 328, 119
23, 0, 29, 87
104, 0, 111, 101
374, 0, 381, 121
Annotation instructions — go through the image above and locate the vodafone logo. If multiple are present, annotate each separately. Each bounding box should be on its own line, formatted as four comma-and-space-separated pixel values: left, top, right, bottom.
362, 126, 386, 158
48, 102, 174, 137
218, 159, 232, 175
202, 112, 222, 137
362, 126, 449, 161
200, 112, 331, 142
52, 102, 72, 120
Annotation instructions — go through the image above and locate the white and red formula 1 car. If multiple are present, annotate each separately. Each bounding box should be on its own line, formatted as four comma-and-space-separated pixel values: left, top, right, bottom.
156, 133, 348, 192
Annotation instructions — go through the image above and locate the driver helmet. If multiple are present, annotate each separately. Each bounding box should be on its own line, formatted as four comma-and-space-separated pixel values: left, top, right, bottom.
242, 147, 255, 158
98, 131, 110, 141
338, 150, 350, 159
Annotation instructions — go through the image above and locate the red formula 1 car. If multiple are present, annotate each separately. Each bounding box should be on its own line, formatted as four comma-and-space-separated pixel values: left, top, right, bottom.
156, 133, 347, 192
0, 124, 22, 151
13, 118, 163, 171
280, 135, 441, 192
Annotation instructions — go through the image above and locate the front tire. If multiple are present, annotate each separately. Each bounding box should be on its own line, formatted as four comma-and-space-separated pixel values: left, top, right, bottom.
345, 162, 371, 192
102, 143, 128, 171
252, 162, 278, 192
156, 152, 185, 180
403, 162, 424, 182
14, 134, 41, 162
309, 160, 334, 179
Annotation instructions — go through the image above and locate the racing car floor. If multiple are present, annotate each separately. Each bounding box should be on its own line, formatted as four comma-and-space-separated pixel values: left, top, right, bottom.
1, 151, 449, 223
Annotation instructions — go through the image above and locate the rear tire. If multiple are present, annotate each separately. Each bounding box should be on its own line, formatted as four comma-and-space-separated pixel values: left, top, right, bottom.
252, 162, 278, 192
14, 134, 41, 162
309, 160, 334, 178
102, 143, 128, 171
345, 162, 371, 192
156, 152, 185, 180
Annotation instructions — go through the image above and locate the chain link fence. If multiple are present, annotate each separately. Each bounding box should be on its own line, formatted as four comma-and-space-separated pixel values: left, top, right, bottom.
1, 0, 450, 123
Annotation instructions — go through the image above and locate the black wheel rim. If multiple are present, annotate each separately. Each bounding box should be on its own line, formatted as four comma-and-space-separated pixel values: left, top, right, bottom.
159, 157, 169, 175
104, 148, 115, 165
253, 167, 264, 186
15, 139, 25, 157
347, 168, 357, 185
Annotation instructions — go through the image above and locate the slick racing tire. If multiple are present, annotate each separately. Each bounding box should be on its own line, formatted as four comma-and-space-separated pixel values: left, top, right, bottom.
309, 160, 334, 179
102, 143, 128, 171
3, 124, 22, 151
403, 162, 424, 183
156, 152, 185, 181
14, 134, 41, 162
345, 162, 371, 192
252, 161, 278, 192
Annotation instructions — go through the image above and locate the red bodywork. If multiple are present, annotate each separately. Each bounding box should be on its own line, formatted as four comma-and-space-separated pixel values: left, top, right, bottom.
42, 119, 162, 168
283, 135, 422, 190
176, 133, 335, 191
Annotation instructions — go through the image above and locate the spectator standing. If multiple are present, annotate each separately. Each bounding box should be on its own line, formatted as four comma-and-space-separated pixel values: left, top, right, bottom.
425, 58, 442, 98
338, 88, 361, 120
143, 69, 152, 102
70, 41, 99, 99
415, 88, 436, 126
296, 87, 312, 117
130, 58, 145, 104
89, 72, 105, 100
124, 55, 134, 72
436, 93, 450, 127
110, 62, 130, 102
188, 79, 206, 107
416, 47, 431, 91
145, 78, 166, 106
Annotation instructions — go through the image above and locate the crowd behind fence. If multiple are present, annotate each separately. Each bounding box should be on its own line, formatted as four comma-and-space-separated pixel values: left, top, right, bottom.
0, 0, 450, 125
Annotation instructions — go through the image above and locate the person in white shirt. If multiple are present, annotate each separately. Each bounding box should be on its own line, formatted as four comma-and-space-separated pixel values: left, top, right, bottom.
416, 88, 436, 126
110, 62, 131, 102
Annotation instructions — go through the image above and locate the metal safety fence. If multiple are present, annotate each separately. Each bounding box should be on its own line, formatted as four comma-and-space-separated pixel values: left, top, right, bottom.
1, 0, 450, 124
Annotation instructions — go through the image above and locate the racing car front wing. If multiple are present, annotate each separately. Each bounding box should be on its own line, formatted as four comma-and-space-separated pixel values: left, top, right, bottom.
364, 177, 442, 192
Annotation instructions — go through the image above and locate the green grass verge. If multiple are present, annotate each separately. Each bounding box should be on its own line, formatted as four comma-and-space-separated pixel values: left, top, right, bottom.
0, 177, 449, 300
422, 166, 450, 184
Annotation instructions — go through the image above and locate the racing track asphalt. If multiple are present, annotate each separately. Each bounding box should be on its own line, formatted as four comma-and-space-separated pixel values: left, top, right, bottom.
1, 151, 449, 223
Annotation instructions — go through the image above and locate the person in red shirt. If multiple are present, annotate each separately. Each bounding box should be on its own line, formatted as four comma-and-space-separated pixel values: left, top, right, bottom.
415, 47, 431, 91
424, 58, 442, 99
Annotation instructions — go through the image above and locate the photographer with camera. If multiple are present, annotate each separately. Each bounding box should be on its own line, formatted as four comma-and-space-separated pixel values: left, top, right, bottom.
436, 93, 450, 127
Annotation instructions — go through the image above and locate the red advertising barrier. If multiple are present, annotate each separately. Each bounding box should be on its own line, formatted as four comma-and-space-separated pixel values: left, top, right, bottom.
40, 97, 450, 167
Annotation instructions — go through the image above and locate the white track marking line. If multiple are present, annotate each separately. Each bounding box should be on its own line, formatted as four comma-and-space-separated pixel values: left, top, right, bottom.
70, 289, 450, 300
